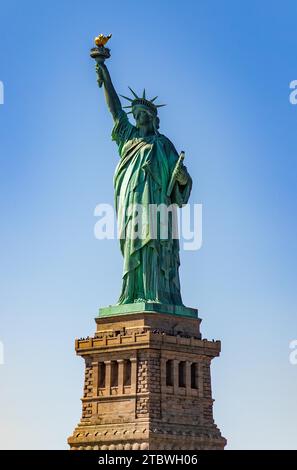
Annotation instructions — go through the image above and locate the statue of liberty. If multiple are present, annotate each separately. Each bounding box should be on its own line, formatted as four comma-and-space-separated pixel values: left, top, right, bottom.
94, 47, 193, 307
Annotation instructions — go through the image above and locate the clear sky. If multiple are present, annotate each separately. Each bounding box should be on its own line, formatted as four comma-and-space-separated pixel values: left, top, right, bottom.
0, 0, 297, 449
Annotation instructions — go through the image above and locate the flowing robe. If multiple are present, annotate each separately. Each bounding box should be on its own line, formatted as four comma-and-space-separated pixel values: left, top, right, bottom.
112, 111, 192, 305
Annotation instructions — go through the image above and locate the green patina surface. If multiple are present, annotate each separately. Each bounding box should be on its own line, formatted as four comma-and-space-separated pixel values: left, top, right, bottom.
94, 50, 194, 313
98, 303, 198, 319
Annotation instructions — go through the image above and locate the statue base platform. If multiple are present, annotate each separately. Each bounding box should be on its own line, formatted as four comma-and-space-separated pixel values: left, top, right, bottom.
68, 309, 226, 450
99, 302, 198, 319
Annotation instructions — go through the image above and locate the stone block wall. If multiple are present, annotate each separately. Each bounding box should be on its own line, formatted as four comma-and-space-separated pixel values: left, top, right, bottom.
68, 312, 226, 450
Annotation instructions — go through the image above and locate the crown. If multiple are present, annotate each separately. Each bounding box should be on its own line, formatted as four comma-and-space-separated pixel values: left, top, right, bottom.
120, 87, 166, 115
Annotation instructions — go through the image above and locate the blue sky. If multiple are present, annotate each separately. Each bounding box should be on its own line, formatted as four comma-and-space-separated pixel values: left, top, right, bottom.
0, 0, 297, 449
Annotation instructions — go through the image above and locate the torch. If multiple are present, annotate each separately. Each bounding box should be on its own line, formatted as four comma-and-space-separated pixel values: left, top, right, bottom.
90, 34, 112, 87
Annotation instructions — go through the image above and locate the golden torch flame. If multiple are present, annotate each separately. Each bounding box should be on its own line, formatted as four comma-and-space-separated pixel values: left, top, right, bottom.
94, 34, 112, 47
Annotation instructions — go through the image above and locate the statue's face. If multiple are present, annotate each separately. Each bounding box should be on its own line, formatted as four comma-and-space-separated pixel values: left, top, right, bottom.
133, 107, 152, 127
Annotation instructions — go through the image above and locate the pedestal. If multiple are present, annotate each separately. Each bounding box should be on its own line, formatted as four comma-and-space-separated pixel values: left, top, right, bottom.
68, 305, 226, 450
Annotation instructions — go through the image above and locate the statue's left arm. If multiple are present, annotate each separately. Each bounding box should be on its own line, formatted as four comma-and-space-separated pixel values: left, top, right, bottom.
175, 164, 191, 186
166, 141, 193, 207
172, 164, 192, 207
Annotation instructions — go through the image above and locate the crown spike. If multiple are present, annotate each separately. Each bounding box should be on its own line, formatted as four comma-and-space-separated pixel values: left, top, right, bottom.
150, 96, 158, 102
119, 94, 133, 102
128, 87, 139, 99
143, 88, 146, 99
156, 104, 166, 108
123, 105, 133, 109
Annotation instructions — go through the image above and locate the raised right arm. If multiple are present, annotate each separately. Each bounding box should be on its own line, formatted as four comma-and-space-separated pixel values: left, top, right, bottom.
96, 63, 122, 121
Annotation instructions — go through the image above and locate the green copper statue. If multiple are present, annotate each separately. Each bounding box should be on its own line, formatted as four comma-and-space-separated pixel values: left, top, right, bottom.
93, 38, 193, 306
